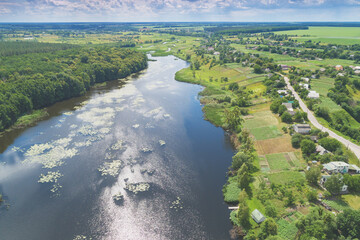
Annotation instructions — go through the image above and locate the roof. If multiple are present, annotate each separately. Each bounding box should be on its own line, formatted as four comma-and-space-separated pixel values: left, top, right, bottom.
331, 161, 349, 167
308, 91, 319, 99
282, 102, 293, 109
295, 124, 311, 129
349, 164, 360, 171
323, 163, 336, 171
251, 209, 266, 224
316, 145, 330, 155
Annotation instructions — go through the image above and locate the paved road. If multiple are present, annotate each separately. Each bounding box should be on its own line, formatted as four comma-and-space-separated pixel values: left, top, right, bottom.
283, 76, 360, 162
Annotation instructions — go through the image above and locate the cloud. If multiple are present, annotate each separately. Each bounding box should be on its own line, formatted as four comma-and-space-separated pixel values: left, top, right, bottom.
0, 0, 359, 21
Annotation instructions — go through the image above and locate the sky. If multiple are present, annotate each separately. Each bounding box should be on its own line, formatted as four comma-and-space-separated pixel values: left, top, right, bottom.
0, 0, 359, 22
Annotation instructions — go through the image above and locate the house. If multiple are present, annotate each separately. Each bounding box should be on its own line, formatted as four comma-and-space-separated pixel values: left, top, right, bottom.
299, 83, 309, 90
354, 70, 360, 75
213, 52, 220, 55
280, 64, 289, 71
293, 124, 311, 134
282, 102, 295, 116
316, 145, 331, 155
337, 73, 345, 77
277, 90, 288, 95
320, 68, 326, 72
335, 65, 343, 71
251, 209, 266, 224
322, 161, 349, 174
348, 164, 360, 174
310, 135, 319, 142
301, 77, 310, 82
308, 91, 320, 99
320, 175, 348, 193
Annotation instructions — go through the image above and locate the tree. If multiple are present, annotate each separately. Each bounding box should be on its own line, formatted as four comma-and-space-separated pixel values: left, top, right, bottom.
300, 139, 316, 156
291, 133, 303, 148
238, 164, 250, 191
306, 189, 318, 202
318, 138, 341, 152
224, 106, 244, 131
281, 111, 293, 123
296, 207, 337, 240
254, 64, 263, 74
265, 202, 277, 218
278, 105, 287, 115
337, 209, 360, 239
237, 191, 251, 230
305, 167, 321, 185
324, 174, 343, 195
259, 218, 278, 240
231, 151, 253, 171
286, 190, 296, 207
294, 111, 303, 123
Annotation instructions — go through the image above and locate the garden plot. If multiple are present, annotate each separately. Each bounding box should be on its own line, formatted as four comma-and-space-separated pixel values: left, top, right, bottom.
255, 136, 295, 155
266, 153, 290, 171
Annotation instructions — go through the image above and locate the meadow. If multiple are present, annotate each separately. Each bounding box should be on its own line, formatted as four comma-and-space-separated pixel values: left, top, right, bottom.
277, 27, 360, 45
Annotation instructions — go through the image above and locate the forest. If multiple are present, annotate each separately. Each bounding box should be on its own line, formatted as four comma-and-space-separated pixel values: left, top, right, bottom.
0, 42, 148, 131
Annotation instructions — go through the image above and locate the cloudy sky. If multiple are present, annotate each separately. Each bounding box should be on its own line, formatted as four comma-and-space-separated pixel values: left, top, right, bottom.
0, 0, 359, 22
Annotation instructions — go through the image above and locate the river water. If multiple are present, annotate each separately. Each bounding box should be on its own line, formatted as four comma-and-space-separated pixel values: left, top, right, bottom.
0, 56, 234, 240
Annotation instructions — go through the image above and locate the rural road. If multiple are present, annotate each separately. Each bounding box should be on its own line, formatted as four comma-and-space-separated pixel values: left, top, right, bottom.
283, 76, 360, 162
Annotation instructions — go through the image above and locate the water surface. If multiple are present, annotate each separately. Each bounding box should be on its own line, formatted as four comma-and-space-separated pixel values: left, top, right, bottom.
0, 56, 234, 240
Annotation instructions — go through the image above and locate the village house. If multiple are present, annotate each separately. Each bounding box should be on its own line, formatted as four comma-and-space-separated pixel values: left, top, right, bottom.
348, 164, 360, 174
320, 175, 348, 193
310, 135, 319, 142
320, 68, 326, 72
277, 90, 288, 95
355, 70, 360, 75
299, 83, 309, 90
335, 65, 343, 71
251, 209, 266, 224
322, 161, 349, 174
293, 124, 311, 134
316, 145, 331, 155
301, 77, 310, 82
279, 64, 289, 71
282, 102, 295, 116
307, 90, 319, 99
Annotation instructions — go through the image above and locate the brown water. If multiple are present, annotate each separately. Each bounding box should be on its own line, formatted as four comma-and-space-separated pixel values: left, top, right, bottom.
0, 55, 234, 240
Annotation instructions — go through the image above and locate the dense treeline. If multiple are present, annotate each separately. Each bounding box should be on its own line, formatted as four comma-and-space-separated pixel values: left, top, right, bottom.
0, 46, 147, 131
205, 26, 308, 35
0, 41, 76, 57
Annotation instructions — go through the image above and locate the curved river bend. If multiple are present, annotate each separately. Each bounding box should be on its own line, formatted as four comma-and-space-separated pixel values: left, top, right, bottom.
0, 56, 234, 240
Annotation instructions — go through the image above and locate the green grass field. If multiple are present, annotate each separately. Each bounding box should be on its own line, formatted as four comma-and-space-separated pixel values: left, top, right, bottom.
249, 125, 282, 140
223, 176, 241, 204
277, 27, 360, 45
268, 171, 305, 185
266, 153, 290, 171
244, 111, 279, 129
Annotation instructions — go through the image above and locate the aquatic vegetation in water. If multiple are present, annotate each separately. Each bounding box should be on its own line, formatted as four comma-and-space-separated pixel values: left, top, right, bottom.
170, 197, 183, 211
124, 182, 150, 194
132, 124, 140, 129
98, 160, 122, 177
63, 112, 73, 116
140, 147, 153, 153
132, 96, 146, 106
77, 107, 115, 127
163, 114, 171, 118
77, 125, 98, 136
73, 235, 92, 240
99, 128, 111, 134
38, 171, 63, 183
25, 143, 53, 157
70, 124, 77, 129
109, 140, 126, 151
113, 192, 124, 202
51, 183, 62, 193
159, 140, 166, 146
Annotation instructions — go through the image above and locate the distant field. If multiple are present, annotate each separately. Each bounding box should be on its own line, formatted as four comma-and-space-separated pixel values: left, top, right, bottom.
276, 27, 360, 45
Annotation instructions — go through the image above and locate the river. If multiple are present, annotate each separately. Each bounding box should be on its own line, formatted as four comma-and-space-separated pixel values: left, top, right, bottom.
0, 55, 234, 240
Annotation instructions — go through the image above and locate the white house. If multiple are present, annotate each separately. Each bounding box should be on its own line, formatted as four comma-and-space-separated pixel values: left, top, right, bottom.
349, 164, 360, 174
320, 175, 348, 193
308, 91, 320, 99
322, 161, 349, 174
251, 209, 266, 224
316, 145, 331, 155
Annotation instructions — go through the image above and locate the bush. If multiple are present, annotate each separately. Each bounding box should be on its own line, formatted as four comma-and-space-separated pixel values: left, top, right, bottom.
300, 139, 316, 156
291, 133, 303, 148
281, 112, 293, 123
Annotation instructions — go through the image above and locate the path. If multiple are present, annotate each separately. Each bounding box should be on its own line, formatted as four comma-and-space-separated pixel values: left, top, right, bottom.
283, 75, 360, 162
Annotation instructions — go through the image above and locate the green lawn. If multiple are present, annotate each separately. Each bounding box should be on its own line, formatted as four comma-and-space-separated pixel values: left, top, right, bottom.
268, 171, 305, 185
244, 111, 279, 129
277, 27, 360, 45
249, 125, 282, 140
223, 176, 241, 204
277, 218, 298, 240
266, 153, 290, 171
323, 199, 351, 212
